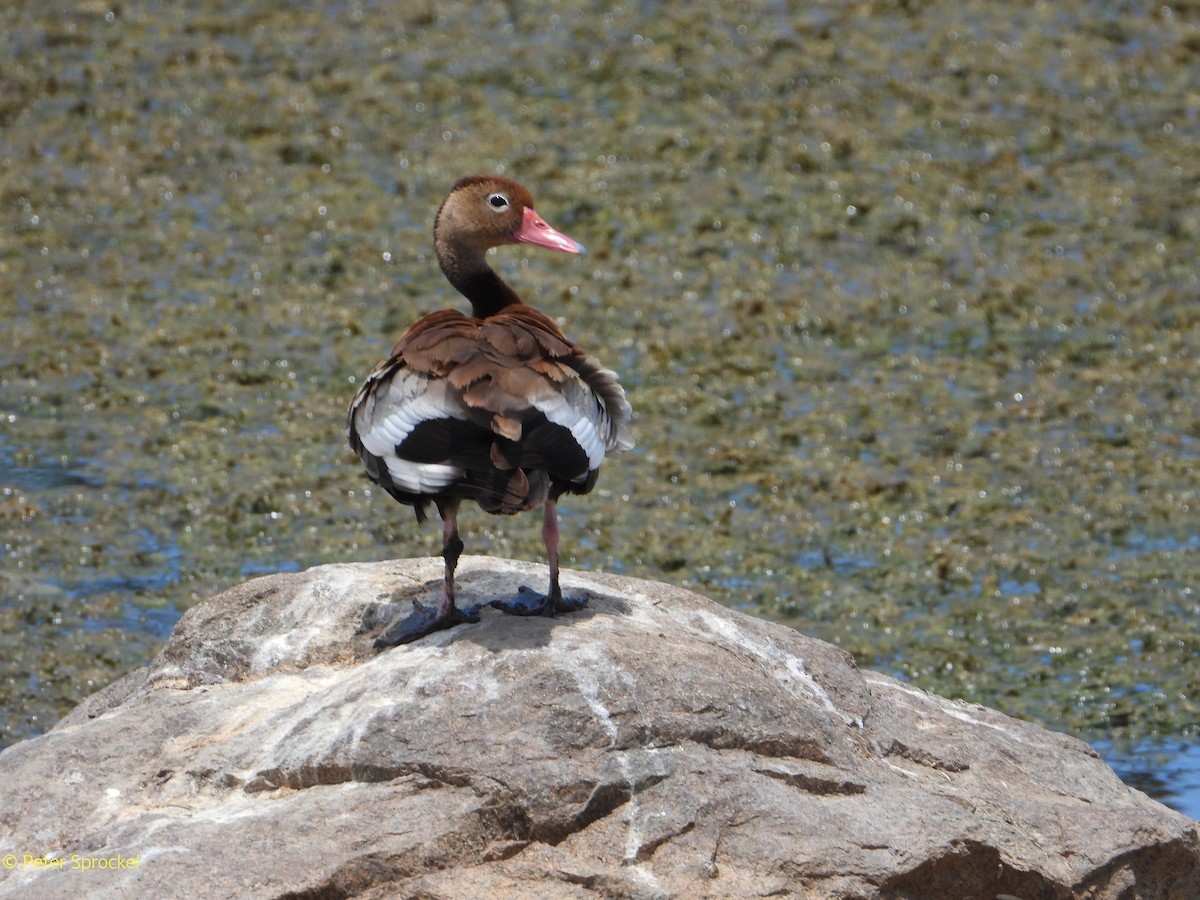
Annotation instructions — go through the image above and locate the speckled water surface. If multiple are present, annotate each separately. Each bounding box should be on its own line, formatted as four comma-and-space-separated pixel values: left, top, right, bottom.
2, 1, 1197, 810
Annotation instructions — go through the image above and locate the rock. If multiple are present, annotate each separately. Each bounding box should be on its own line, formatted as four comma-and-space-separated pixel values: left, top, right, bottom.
0, 557, 1196, 899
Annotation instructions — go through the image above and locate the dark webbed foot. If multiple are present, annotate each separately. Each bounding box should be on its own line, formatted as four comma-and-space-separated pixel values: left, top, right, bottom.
489, 586, 588, 618
374, 599, 483, 648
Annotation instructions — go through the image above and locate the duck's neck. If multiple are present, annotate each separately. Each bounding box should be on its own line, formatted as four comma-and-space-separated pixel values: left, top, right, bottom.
438, 247, 522, 319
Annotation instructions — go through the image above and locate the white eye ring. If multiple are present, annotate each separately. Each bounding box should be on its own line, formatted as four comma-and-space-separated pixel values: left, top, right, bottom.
487, 193, 509, 211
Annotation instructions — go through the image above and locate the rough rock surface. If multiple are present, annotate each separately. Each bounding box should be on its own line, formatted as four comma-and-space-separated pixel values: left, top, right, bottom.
1, 557, 1197, 899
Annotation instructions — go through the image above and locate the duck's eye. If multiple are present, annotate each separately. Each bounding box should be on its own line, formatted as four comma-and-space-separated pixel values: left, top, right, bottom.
487, 193, 509, 210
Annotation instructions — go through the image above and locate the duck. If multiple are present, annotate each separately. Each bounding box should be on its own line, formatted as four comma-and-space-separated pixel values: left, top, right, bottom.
347, 175, 633, 646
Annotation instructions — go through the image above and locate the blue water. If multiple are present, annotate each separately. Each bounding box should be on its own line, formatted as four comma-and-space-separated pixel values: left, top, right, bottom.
1097, 740, 1200, 822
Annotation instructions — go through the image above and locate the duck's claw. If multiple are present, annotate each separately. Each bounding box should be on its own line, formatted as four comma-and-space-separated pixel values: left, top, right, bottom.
375, 599, 483, 648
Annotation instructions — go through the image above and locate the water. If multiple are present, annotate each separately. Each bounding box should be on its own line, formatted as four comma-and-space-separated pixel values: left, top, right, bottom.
2, 0, 1198, 817
1100, 741, 1200, 822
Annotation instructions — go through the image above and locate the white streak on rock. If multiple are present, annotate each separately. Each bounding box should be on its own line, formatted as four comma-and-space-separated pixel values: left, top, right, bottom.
683, 608, 862, 727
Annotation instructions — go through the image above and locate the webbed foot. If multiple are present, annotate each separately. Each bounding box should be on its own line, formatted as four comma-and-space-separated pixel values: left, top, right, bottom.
489, 586, 588, 618
374, 599, 483, 648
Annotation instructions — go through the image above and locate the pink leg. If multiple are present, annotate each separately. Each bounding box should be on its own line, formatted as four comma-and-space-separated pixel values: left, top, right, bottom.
543, 497, 562, 602
438, 499, 464, 617
374, 498, 479, 648
488, 497, 587, 617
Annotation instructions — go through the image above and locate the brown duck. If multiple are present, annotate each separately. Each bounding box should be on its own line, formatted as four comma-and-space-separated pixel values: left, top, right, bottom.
347, 175, 633, 645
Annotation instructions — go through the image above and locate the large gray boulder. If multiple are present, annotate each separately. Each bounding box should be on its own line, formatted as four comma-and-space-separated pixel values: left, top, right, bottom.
0, 557, 1196, 898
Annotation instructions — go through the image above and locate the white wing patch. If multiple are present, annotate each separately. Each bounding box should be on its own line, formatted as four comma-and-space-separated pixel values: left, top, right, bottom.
353, 371, 467, 494
380, 459, 462, 494
529, 360, 633, 483
532, 392, 607, 476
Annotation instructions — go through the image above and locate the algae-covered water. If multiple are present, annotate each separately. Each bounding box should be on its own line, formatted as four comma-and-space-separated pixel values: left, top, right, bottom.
2, 1, 1198, 813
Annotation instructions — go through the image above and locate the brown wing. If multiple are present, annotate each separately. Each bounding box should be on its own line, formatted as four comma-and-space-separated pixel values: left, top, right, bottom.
348, 307, 632, 515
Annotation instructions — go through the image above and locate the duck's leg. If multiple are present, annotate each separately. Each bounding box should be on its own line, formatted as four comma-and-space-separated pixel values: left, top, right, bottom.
376, 499, 482, 647
490, 498, 588, 617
